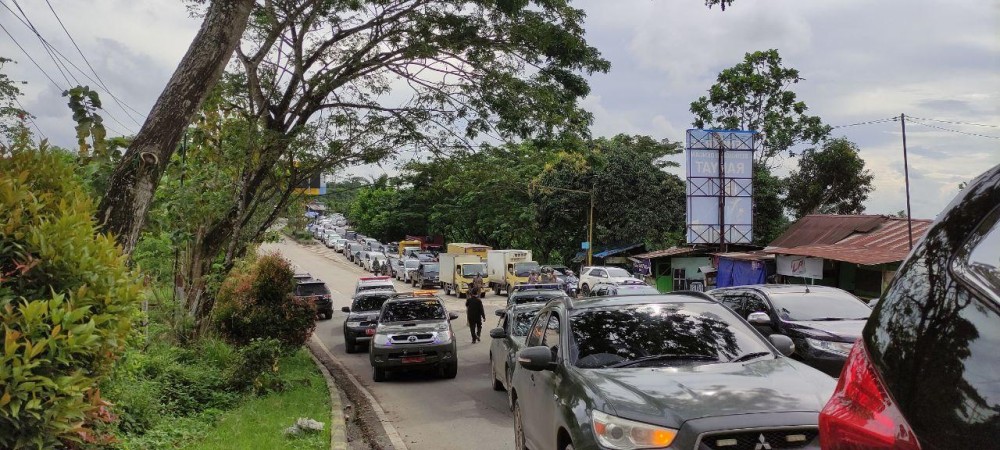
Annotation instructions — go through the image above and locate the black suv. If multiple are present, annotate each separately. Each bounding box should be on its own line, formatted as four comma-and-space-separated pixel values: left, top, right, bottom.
706, 285, 872, 377
589, 280, 660, 297
294, 278, 333, 320
412, 262, 440, 289
819, 164, 1000, 449
510, 293, 835, 450
342, 290, 395, 353
506, 284, 570, 308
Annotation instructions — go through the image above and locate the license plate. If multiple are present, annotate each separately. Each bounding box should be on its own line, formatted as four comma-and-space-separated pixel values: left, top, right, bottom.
365, 328, 375, 336
401, 356, 425, 364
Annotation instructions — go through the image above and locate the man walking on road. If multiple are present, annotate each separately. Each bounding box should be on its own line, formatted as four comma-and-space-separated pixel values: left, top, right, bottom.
466, 289, 486, 343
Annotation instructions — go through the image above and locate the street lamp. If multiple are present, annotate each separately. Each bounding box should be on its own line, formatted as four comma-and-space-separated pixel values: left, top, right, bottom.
534, 184, 595, 265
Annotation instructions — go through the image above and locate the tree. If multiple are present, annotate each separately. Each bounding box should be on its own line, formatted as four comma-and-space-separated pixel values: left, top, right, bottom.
0, 57, 31, 145
785, 137, 874, 218
690, 49, 831, 168
97, 0, 256, 254
752, 163, 789, 245
704, 0, 736, 10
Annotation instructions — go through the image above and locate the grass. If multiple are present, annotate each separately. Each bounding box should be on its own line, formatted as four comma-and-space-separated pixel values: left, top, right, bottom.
187, 348, 331, 450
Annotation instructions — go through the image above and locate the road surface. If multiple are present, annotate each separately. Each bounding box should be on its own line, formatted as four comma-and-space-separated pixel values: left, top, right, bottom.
263, 239, 515, 450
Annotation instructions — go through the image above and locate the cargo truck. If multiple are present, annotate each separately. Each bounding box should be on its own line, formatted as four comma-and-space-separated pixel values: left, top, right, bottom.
486, 250, 538, 295
398, 239, 422, 257
439, 253, 488, 298
405, 235, 445, 251
446, 243, 492, 261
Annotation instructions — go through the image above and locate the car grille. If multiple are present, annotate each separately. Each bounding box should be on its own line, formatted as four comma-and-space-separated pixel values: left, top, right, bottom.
387, 350, 438, 359
699, 427, 818, 450
390, 334, 434, 343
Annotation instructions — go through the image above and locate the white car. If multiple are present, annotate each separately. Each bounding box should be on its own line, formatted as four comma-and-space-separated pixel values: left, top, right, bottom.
398, 258, 420, 282
354, 276, 395, 295
324, 234, 341, 247
364, 252, 387, 272
577, 266, 643, 295
333, 238, 348, 253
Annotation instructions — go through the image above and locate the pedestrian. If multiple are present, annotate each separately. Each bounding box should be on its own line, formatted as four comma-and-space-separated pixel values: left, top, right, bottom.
469, 273, 484, 299
466, 292, 486, 343
527, 269, 540, 283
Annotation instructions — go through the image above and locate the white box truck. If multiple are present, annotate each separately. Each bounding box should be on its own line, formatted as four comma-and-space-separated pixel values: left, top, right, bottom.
439, 253, 488, 298
486, 250, 538, 295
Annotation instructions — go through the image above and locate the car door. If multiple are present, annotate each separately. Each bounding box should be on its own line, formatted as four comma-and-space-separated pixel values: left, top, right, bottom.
532, 312, 564, 449
491, 313, 510, 384
743, 292, 778, 334
516, 311, 548, 449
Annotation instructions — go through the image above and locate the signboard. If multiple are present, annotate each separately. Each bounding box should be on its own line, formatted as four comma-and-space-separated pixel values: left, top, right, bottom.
581, 242, 590, 250
685, 129, 757, 244
776, 255, 824, 279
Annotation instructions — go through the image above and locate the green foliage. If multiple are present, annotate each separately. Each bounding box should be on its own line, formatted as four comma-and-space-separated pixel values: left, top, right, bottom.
64, 85, 108, 158
347, 186, 406, 242
0, 143, 143, 448
132, 231, 177, 282
785, 137, 875, 218
0, 58, 32, 145
690, 49, 831, 167
226, 338, 284, 395
213, 253, 316, 349
704, 0, 736, 10
752, 163, 790, 246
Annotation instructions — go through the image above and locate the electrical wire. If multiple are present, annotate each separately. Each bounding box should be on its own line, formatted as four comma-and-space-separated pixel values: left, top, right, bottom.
0, 21, 63, 91
9, 0, 79, 88
905, 118, 1000, 140
830, 117, 898, 129
906, 116, 999, 129
13, 96, 46, 139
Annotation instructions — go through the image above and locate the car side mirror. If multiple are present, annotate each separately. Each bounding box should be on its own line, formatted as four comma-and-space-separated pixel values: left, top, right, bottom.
448, 312, 459, 321
489, 328, 507, 339
747, 312, 772, 326
518, 346, 557, 371
341, 306, 350, 313
495, 309, 505, 317
768, 334, 795, 356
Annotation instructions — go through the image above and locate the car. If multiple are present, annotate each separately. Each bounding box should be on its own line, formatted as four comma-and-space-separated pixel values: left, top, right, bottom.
369, 291, 460, 381
354, 276, 395, 295
510, 293, 836, 450
342, 290, 395, 353
398, 258, 420, 282
293, 278, 333, 320
355, 250, 369, 267
333, 238, 348, 253
706, 284, 872, 376
412, 261, 440, 288
324, 233, 341, 248
506, 284, 570, 308
293, 271, 312, 282
488, 302, 545, 408
588, 280, 660, 297
345, 242, 364, 262
577, 266, 642, 295
819, 163, 1000, 449
363, 252, 387, 272
384, 254, 401, 277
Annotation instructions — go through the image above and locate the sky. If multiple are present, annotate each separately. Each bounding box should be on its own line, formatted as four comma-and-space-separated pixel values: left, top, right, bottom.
2, 0, 998, 220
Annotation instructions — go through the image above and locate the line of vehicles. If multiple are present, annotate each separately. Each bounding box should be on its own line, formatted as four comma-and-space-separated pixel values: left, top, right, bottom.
303, 164, 1000, 450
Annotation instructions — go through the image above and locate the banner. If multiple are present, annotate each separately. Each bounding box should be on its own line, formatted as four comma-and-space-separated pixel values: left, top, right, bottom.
685, 129, 757, 244
776, 255, 824, 279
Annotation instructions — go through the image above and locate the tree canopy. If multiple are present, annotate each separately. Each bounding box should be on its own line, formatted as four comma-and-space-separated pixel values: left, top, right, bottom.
785, 137, 874, 218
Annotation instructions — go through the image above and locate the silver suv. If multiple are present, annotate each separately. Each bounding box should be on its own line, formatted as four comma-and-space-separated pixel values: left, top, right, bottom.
369, 292, 459, 381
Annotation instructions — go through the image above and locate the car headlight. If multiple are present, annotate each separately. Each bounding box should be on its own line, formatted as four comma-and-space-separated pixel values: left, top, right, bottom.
434, 329, 452, 344
591, 410, 676, 450
461, 283, 469, 288
805, 338, 854, 356
373, 332, 391, 346
346, 321, 362, 328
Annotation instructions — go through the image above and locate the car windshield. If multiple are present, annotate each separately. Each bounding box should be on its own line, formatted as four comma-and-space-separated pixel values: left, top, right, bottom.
358, 284, 391, 292
514, 262, 540, 277
511, 310, 542, 336
295, 283, 329, 296
422, 264, 439, 273
381, 300, 446, 322
404, 260, 419, 269
461, 263, 487, 277
353, 294, 392, 311
606, 267, 631, 278
768, 291, 873, 321
511, 292, 564, 305
570, 303, 770, 368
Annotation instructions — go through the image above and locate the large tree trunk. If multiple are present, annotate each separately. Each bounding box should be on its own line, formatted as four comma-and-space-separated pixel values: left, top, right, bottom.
97, 0, 255, 254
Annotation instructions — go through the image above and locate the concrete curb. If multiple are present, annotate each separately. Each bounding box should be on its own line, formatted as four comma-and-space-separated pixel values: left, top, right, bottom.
308, 343, 349, 450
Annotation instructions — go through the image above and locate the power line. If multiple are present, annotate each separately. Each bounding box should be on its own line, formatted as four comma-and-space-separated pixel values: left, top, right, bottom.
9, 0, 79, 88
43, 0, 144, 125
830, 117, 899, 129
906, 116, 1000, 129
906, 118, 1000, 140
0, 21, 63, 91
13, 96, 45, 139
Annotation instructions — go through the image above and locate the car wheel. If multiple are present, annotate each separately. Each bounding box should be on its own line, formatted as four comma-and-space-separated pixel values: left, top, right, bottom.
373, 365, 387, 382
444, 286, 451, 295
564, 444, 574, 450
514, 400, 526, 450
492, 367, 504, 391
458, 291, 466, 299
581, 283, 590, 296
345, 338, 356, 353
440, 361, 458, 379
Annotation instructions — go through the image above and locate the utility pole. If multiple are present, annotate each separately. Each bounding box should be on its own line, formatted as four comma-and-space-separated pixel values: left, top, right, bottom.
713, 132, 727, 253
900, 113, 914, 250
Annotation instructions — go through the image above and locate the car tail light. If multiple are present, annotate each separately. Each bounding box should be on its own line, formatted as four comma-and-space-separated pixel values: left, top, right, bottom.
819, 341, 920, 450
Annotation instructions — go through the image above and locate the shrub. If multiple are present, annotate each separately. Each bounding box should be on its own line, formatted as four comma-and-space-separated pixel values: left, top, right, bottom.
0, 144, 143, 448
226, 338, 284, 395
213, 253, 316, 350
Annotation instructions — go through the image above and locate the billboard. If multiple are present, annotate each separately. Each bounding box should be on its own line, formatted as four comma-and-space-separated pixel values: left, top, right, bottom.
776, 255, 824, 279
686, 129, 757, 244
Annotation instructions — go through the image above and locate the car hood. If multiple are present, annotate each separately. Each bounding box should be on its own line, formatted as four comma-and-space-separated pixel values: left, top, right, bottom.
378, 320, 446, 334
609, 276, 642, 284
787, 319, 866, 341
576, 358, 835, 427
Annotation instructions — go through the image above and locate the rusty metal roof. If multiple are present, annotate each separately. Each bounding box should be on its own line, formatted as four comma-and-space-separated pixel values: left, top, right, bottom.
766, 215, 932, 266
632, 247, 700, 259
712, 251, 775, 261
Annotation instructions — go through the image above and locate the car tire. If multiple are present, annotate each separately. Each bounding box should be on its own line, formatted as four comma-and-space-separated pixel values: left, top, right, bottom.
444, 286, 451, 296
458, 291, 466, 299
493, 284, 501, 295
564, 444, 574, 450
581, 283, 590, 296
345, 338, 356, 354
373, 366, 387, 382
492, 369, 504, 391
514, 400, 527, 450
440, 361, 458, 379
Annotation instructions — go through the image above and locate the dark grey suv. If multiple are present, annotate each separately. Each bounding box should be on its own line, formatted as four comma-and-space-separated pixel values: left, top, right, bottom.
510, 294, 835, 450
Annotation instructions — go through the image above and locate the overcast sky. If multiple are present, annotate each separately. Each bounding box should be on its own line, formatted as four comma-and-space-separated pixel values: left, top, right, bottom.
2, 0, 998, 219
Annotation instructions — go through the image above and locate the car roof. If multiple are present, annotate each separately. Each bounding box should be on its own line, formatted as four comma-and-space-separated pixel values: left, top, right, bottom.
297, 279, 327, 286
353, 289, 396, 298
553, 292, 717, 312
386, 291, 443, 302
510, 288, 566, 296
710, 284, 847, 295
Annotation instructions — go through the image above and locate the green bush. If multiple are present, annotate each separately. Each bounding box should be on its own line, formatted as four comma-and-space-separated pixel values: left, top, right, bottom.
226, 338, 284, 395
0, 143, 143, 448
213, 253, 316, 350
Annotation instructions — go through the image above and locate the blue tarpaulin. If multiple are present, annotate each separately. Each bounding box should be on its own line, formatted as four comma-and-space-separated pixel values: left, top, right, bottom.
593, 243, 644, 258
717, 258, 766, 287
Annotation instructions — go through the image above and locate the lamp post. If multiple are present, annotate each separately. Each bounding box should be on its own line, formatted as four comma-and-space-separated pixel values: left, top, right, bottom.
535, 184, 595, 265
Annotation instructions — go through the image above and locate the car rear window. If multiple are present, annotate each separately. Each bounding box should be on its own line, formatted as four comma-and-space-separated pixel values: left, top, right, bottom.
381, 300, 445, 322
296, 283, 329, 296
569, 303, 770, 368
768, 291, 872, 321
953, 205, 1000, 304
511, 292, 564, 305
353, 294, 392, 312
358, 284, 391, 292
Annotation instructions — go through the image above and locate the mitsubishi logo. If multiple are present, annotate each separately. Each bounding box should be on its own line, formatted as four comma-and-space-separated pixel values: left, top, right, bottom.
407, 335, 417, 343
754, 434, 772, 450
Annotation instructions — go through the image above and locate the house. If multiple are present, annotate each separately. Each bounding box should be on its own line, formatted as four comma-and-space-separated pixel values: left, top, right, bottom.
764, 214, 931, 298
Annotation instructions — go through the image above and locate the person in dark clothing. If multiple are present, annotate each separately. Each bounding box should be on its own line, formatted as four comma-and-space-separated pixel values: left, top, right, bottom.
465, 294, 486, 343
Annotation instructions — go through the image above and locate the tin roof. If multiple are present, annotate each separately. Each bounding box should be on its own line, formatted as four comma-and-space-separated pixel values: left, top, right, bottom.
766, 215, 931, 266
712, 251, 775, 261
632, 247, 699, 259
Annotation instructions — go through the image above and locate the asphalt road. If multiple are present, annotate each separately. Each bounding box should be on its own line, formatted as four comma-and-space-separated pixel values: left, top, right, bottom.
263, 239, 515, 450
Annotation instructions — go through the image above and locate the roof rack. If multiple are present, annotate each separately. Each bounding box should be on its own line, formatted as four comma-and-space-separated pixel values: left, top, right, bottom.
359, 276, 391, 281
511, 283, 563, 292
390, 290, 439, 299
